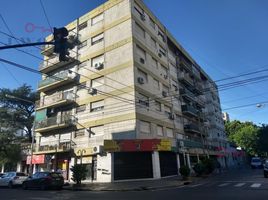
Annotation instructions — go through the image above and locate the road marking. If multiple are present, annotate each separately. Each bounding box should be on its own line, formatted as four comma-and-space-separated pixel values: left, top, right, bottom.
188, 183, 204, 188
250, 183, 261, 188
218, 183, 230, 187
234, 183, 246, 187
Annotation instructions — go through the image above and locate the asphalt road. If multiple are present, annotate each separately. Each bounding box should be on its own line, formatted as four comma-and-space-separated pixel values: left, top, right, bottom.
1, 167, 268, 200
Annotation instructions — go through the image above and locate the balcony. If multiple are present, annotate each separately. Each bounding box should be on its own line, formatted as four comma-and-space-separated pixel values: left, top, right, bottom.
40, 43, 54, 56
35, 113, 75, 133
181, 105, 198, 117
36, 91, 75, 111
179, 57, 192, 72
38, 71, 78, 92
33, 140, 72, 154
39, 53, 78, 73
196, 96, 205, 107
194, 82, 203, 95
178, 72, 194, 86
178, 139, 203, 149
180, 88, 196, 101
184, 124, 200, 134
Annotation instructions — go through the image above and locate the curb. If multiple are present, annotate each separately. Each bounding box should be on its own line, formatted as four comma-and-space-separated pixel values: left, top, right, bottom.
63, 180, 193, 192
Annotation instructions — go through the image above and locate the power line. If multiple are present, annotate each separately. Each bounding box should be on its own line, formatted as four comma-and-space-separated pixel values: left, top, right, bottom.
223, 100, 268, 111
0, 63, 21, 86
39, 0, 52, 31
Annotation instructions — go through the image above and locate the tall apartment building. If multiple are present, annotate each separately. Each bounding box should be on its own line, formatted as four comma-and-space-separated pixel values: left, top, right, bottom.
32, 0, 227, 182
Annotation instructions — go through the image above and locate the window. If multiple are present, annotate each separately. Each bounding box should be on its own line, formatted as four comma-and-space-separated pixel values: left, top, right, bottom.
155, 101, 161, 111
91, 76, 104, 88
166, 128, 174, 138
91, 13, 104, 25
136, 45, 146, 61
135, 22, 145, 38
78, 21, 87, 31
140, 121, 150, 134
137, 69, 148, 83
76, 104, 86, 113
138, 93, 149, 107
170, 63, 177, 75
161, 65, 168, 77
159, 45, 166, 57
150, 37, 157, 48
162, 85, 169, 93
134, 5, 144, 19
158, 28, 165, 42
75, 129, 85, 137
152, 57, 158, 68
78, 40, 87, 50
157, 125, 163, 136
91, 54, 104, 69
91, 33, 104, 45
153, 78, 160, 90
90, 100, 104, 112
149, 17, 155, 29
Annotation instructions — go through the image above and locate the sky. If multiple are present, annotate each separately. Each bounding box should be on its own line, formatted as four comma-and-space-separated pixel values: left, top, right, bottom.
0, 0, 268, 124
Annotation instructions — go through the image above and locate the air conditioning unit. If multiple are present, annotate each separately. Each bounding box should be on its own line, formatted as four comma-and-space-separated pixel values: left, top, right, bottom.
93, 146, 103, 154
94, 63, 104, 70
67, 71, 76, 79
163, 74, 168, 79
162, 91, 168, 97
168, 113, 175, 120
140, 14, 146, 21
88, 87, 97, 95
137, 77, 144, 84
140, 57, 145, 64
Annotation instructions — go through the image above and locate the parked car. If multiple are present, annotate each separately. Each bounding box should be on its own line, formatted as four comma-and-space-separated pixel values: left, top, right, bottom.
251, 157, 262, 169
22, 172, 64, 190
0, 172, 28, 188
0, 173, 5, 178
263, 159, 268, 178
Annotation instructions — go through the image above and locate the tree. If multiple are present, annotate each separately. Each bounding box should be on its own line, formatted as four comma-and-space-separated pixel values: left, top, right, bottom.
257, 125, 268, 156
225, 120, 259, 155
70, 164, 88, 185
0, 84, 38, 142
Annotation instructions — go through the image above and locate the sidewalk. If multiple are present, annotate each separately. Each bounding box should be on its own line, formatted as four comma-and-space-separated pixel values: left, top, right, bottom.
63, 176, 200, 192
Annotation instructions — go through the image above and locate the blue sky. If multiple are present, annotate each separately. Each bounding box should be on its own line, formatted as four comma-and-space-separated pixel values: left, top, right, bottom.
0, 0, 268, 124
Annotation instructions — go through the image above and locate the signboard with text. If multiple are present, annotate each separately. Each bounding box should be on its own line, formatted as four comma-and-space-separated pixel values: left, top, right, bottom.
26, 155, 45, 164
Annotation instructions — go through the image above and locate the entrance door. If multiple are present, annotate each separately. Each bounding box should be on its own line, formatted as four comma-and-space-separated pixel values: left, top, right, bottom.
159, 151, 178, 177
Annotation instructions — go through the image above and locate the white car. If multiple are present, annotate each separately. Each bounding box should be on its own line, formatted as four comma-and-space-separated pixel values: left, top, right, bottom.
251, 157, 262, 169
0, 172, 28, 188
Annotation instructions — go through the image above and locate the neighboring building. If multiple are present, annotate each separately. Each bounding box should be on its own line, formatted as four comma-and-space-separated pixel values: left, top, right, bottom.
222, 112, 230, 122
32, 0, 227, 182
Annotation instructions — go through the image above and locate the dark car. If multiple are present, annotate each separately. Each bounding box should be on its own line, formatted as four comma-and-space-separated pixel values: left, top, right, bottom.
22, 172, 64, 190
263, 159, 268, 178
0, 173, 5, 178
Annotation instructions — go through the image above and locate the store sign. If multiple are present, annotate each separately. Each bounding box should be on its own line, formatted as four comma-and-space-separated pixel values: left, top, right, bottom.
74, 147, 95, 156
104, 139, 172, 152
26, 155, 45, 164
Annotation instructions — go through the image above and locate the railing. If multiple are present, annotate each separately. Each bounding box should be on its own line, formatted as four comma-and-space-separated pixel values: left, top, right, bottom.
180, 88, 196, 100
181, 105, 198, 116
178, 139, 203, 148
34, 141, 71, 153
179, 57, 192, 71
35, 113, 74, 130
178, 72, 194, 85
36, 91, 75, 108
38, 71, 77, 88
184, 123, 200, 133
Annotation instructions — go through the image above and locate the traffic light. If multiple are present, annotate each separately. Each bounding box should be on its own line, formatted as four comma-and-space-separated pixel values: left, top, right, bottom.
53, 27, 69, 61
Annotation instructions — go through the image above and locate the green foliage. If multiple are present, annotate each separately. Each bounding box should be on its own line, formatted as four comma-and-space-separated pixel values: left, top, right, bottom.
71, 164, 88, 185
0, 84, 38, 142
257, 125, 268, 155
193, 162, 205, 176
179, 165, 190, 178
225, 120, 259, 156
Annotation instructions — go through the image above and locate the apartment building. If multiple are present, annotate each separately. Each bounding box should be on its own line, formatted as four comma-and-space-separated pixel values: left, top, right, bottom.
32, 0, 227, 182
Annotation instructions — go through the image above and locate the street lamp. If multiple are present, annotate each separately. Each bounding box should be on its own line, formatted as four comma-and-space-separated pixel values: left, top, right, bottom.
5, 94, 36, 175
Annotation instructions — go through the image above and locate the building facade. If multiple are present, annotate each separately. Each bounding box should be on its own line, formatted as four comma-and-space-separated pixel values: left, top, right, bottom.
32, 0, 227, 182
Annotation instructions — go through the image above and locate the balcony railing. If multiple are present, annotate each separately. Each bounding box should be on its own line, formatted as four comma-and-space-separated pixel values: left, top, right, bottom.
35, 113, 75, 132
39, 53, 77, 73
184, 123, 200, 133
180, 88, 196, 101
36, 91, 75, 110
178, 72, 194, 86
178, 139, 203, 149
34, 140, 72, 154
181, 105, 198, 117
179, 57, 192, 71
40, 43, 54, 56
38, 71, 77, 92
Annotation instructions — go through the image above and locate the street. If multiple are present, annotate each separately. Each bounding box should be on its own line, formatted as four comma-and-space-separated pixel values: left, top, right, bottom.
1, 167, 268, 200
